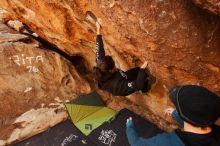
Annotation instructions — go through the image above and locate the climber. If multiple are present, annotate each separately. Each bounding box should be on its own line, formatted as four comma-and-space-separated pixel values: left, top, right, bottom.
126, 85, 220, 146
93, 21, 150, 96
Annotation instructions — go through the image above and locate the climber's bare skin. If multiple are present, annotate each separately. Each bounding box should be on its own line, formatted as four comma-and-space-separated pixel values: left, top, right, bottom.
96, 21, 101, 35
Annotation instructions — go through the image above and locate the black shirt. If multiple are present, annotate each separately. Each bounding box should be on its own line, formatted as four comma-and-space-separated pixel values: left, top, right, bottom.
99, 68, 148, 96
175, 126, 220, 146
96, 35, 148, 96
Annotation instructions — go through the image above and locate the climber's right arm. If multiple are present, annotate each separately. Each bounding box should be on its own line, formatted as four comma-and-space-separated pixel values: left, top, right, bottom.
96, 35, 105, 62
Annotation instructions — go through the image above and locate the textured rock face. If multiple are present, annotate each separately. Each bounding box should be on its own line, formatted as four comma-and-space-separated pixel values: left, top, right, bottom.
0, 0, 220, 144
1, 0, 219, 103
193, 0, 220, 16
0, 23, 91, 145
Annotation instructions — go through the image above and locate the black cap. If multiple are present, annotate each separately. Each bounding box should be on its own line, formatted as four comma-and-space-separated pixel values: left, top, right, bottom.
169, 85, 220, 127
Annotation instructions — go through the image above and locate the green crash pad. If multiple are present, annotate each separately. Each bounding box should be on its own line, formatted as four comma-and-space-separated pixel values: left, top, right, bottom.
65, 91, 117, 136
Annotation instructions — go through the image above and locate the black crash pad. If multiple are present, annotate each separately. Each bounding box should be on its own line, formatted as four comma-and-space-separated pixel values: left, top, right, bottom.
88, 108, 163, 146
14, 120, 96, 146
14, 109, 164, 146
